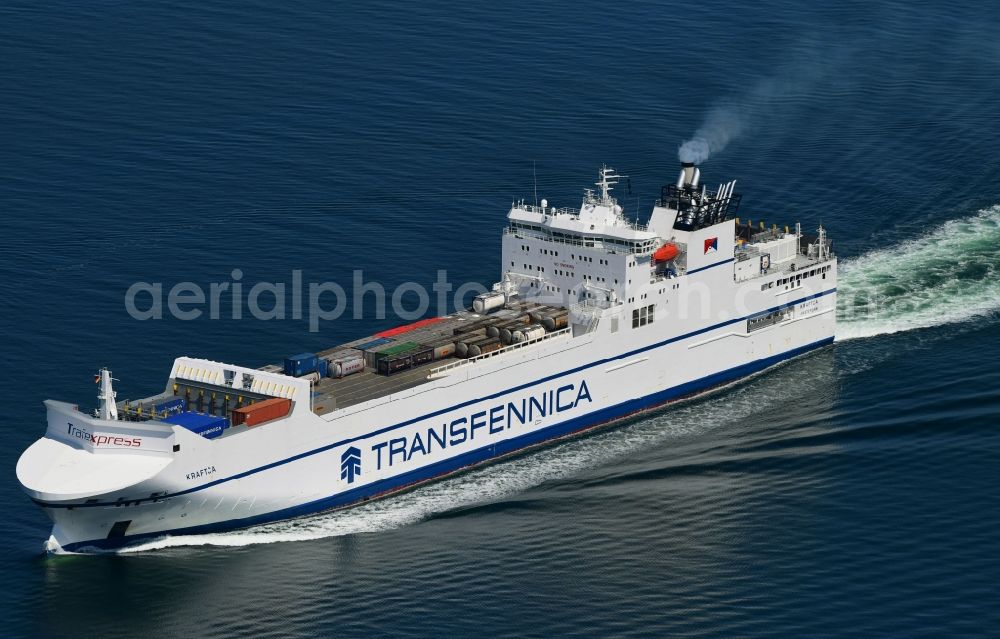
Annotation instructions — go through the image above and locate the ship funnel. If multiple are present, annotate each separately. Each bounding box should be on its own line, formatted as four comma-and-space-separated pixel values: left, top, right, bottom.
676, 161, 700, 190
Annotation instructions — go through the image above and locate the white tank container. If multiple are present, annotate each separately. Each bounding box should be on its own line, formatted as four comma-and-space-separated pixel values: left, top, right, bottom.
431, 342, 456, 360
473, 292, 505, 314
330, 356, 364, 378
513, 325, 546, 343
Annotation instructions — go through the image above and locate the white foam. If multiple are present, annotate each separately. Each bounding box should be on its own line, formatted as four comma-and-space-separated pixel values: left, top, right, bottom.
836, 205, 1000, 340
114, 431, 680, 553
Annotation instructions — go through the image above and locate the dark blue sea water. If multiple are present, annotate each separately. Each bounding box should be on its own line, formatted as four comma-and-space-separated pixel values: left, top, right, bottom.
3, 1, 1000, 636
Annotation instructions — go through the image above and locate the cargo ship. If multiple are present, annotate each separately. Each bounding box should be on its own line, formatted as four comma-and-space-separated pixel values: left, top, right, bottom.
17, 162, 837, 552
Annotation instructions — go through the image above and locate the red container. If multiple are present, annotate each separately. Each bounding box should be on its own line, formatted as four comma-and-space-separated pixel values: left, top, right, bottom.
374, 317, 444, 338
232, 397, 292, 427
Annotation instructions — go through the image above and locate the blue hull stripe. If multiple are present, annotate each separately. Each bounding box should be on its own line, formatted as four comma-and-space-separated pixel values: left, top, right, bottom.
686, 257, 734, 275
39, 287, 835, 511
61, 335, 834, 552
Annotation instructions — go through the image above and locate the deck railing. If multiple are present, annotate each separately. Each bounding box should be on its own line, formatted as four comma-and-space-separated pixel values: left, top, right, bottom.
502, 226, 656, 255
428, 327, 571, 378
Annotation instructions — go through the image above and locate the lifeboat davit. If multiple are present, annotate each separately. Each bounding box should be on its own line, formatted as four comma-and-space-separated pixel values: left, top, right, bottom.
653, 242, 679, 262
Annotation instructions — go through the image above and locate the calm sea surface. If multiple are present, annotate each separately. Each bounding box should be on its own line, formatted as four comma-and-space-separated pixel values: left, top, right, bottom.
2, 1, 999, 637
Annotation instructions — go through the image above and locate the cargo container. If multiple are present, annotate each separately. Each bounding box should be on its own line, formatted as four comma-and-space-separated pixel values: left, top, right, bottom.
457, 335, 493, 358
284, 353, 318, 377
452, 322, 484, 336
322, 348, 357, 362
499, 326, 519, 344
487, 319, 517, 339
329, 355, 365, 378
492, 319, 528, 343
299, 371, 321, 383
455, 336, 480, 358
161, 411, 228, 439
374, 341, 421, 358
527, 307, 558, 324
376, 353, 411, 376
365, 341, 422, 367
542, 312, 569, 331
375, 347, 434, 376
154, 397, 185, 415
410, 347, 434, 367
473, 291, 505, 314
316, 358, 329, 378
468, 338, 502, 357
355, 337, 394, 351
513, 325, 546, 343
231, 397, 292, 427
374, 317, 445, 338
429, 341, 456, 360
485, 341, 506, 356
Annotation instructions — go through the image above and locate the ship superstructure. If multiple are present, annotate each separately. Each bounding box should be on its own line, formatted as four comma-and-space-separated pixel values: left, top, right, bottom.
17, 162, 837, 552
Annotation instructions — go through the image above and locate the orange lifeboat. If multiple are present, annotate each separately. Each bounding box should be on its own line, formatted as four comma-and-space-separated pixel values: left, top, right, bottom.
653, 242, 679, 262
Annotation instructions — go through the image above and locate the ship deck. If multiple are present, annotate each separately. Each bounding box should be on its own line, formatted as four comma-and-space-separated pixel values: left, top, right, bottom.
305, 302, 560, 415
309, 366, 432, 414
119, 302, 565, 424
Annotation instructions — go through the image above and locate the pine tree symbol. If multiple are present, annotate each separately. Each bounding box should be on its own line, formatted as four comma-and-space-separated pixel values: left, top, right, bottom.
340, 446, 361, 484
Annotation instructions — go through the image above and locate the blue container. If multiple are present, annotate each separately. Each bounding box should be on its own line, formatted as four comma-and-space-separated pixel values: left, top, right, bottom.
161, 411, 229, 439
316, 358, 329, 378
154, 397, 185, 415
284, 352, 318, 377
356, 337, 393, 351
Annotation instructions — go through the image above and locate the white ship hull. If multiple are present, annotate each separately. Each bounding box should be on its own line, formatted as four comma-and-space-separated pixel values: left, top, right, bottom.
17, 163, 838, 552
20, 287, 835, 551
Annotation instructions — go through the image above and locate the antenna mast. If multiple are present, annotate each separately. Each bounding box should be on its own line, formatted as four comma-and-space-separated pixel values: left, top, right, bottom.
596, 166, 624, 204
96, 368, 118, 421
533, 160, 538, 207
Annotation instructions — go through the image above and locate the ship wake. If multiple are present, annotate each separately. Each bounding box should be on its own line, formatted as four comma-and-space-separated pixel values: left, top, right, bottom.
110, 426, 698, 554
836, 205, 1000, 340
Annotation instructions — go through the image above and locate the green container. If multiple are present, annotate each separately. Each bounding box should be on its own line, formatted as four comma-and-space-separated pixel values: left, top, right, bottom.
372, 341, 421, 361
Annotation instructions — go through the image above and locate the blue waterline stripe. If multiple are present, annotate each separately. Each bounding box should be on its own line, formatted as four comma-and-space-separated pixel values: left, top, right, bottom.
60, 335, 835, 552
686, 257, 734, 275
37, 287, 836, 510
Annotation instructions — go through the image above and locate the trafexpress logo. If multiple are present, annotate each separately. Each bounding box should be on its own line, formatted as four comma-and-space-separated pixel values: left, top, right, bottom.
66, 422, 142, 448
341, 446, 361, 484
